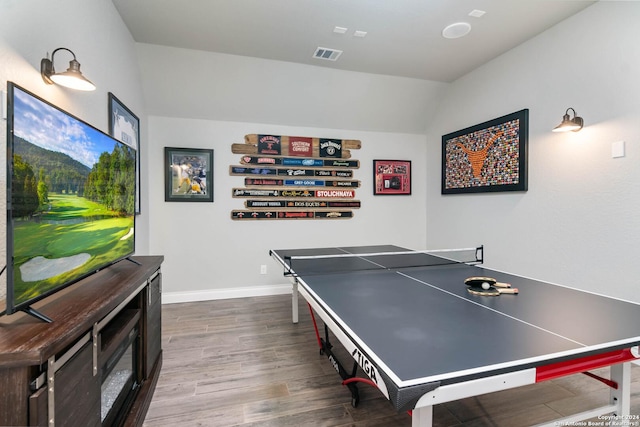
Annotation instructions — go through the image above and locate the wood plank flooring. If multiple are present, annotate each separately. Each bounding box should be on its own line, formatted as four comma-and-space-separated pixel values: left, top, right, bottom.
143, 294, 640, 426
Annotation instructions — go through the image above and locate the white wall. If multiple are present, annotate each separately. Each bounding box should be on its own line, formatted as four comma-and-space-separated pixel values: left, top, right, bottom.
148, 117, 427, 301
426, 2, 640, 302
135, 44, 444, 301
0, 0, 148, 303
136, 43, 447, 135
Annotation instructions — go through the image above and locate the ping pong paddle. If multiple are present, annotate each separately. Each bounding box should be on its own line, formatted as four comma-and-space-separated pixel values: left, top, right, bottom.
465, 276, 518, 296
466, 286, 518, 296
464, 276, 512, 289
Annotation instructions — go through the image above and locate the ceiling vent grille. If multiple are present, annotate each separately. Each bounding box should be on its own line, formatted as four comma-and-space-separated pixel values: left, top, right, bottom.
313, 47, 343, 61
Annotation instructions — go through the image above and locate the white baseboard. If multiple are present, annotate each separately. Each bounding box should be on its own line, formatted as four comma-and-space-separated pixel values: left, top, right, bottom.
162, 284, 292, 304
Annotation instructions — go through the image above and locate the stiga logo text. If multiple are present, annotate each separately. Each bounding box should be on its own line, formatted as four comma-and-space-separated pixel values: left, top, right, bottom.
329, 354, 340, 374
351, 348, 378, 384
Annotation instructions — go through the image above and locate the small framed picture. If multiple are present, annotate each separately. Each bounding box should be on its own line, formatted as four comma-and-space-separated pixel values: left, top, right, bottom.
108, 93, 141, 213
164, 147, 213, 202
373, 160, 411, 195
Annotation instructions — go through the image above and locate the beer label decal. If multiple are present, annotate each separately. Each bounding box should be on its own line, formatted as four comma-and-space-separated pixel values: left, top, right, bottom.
283, 158, 324, 167
289, 136, 313, 157
232, 188, 280, 197
280, 190, 315, 197
316, 189, 355, 198
230, 166, 277, 175
319, 138, 342, 158
258, 134, 281, 155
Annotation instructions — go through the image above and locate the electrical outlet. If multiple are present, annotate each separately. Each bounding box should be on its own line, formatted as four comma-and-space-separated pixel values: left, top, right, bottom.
260, 265, 267, 274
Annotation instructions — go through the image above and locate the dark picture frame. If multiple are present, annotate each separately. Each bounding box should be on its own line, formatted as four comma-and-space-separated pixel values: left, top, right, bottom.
108, 93, 141, 213
373, 160, 411, 195
164, 147, 214, 202
441, 109, 528, 194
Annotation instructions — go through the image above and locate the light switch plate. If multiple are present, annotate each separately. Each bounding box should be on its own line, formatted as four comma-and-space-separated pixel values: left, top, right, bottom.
612, 140, 625, 158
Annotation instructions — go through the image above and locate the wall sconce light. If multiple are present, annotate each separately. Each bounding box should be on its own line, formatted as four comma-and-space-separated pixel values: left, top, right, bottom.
552, 107, 583, 132
41, 48, 96, 91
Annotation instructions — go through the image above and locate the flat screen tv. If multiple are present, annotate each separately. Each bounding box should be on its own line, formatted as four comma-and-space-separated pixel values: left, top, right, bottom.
4, 82, 136, 322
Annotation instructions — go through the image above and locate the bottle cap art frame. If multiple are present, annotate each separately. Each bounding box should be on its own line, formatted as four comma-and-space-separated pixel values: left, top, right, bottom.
442, 109, 528, 194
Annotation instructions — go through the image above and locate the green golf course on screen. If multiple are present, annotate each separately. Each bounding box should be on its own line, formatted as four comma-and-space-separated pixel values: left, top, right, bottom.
7, 83, 136, 311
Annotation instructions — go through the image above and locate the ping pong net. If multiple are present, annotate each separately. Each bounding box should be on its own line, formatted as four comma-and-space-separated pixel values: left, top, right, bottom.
282, 245, 483, 277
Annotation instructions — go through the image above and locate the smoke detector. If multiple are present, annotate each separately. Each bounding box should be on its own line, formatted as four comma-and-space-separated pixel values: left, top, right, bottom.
442, 22, 471, 39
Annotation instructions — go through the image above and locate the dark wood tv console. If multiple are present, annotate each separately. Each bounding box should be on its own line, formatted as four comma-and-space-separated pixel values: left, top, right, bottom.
0, 255, 164, 426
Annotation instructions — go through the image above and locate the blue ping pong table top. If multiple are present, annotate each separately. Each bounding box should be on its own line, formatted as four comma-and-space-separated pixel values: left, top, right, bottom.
271, 245, 640, 388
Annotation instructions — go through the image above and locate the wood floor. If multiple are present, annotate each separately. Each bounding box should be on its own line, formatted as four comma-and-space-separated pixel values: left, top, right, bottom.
143, 294, 640, 426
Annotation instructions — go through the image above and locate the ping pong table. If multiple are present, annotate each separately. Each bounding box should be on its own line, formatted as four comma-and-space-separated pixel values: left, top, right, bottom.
270, 244, 640, 427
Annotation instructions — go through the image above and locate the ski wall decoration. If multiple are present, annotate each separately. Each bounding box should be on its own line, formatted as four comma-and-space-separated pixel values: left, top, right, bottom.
245, 200, 361, 209
229, 165, 354, 178
240, 155, 359, 168
230, 134, 362, 220
232, 188, 356, 198
231, 210, 354, 220
244, 178, 360, 188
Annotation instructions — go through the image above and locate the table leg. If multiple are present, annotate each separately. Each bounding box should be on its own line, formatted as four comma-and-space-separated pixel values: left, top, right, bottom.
610, 362, 631, 418
531, 362, 632, 427
292, 279, 299, 324
412, 406, 433, 427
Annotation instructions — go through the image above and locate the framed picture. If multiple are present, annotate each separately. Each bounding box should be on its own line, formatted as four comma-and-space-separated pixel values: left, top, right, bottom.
108, 93, 141, 213
442, 109, 528, 194
373, 160, 411, 195
164, 147, 213, 202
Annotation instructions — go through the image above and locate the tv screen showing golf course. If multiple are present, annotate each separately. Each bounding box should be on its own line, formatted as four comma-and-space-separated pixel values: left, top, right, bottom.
5, 83, 136, 316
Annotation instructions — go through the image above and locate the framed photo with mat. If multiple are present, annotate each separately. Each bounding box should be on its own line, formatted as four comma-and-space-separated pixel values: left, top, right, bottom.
442, 109, 528, 194
164, 147, 214, 202
373, 160, 411, 195
108, 93, 141, 213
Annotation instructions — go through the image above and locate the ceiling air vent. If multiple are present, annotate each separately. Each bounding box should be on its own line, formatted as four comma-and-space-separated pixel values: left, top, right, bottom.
313, 47, 343, 61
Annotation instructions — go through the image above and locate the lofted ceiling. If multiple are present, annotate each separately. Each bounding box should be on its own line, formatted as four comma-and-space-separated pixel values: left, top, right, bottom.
112, 0, 595, 83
